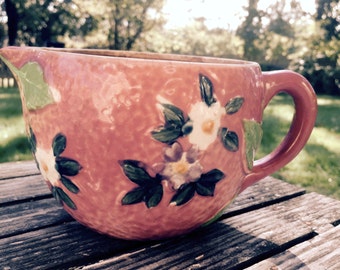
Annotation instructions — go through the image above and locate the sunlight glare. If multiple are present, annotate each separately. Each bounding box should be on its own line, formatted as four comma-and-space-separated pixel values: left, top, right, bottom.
163, 0, 316, 29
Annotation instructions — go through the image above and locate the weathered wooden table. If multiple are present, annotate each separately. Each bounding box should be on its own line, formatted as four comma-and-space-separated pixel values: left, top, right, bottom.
1, 160, 340, 270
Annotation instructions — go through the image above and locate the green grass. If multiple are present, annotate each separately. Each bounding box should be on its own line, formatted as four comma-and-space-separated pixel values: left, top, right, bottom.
0, 87, 32, 162
258, 94, 340, 199
1, 87, 340, 199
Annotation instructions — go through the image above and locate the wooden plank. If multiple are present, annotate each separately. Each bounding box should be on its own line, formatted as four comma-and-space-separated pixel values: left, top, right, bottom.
0, 190, 305, 270
0, 174, 51, 205
76, 217, 312, 269
244, 192, 340, 234
0, 198, 73, 238
246, 225, 340, 270
0, 222, 149, 270
78, 193, 340, 270
221, 192, 340, 252
0, 212, 312, 270
1, 192, 337, 270
225, 176, 305, 217
0, 160, 39, 180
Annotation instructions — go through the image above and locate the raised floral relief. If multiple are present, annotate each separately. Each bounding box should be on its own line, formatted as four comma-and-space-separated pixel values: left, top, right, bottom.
29, 128, 82, 210
121, 74, 258, 208
151, 74, 243, 152
161, 142, 203, 191
24, 71, 261, 211
120, 160, 163, 208
120, 142, 225, 207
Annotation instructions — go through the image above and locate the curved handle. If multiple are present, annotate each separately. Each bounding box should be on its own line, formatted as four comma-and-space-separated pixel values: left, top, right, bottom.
240, 70, 317, 192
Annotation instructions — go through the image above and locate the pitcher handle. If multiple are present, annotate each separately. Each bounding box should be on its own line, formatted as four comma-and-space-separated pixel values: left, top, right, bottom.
240, 70, 317, 192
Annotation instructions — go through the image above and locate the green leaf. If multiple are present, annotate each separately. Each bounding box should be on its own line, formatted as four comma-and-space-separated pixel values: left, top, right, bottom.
196, 182, 215, 196
225, 97, 244, 114
52, 186, 62, 206
145, 184, 163, 208
52, 186, 77, 210
121, 186, 145, 205
170, 183, 196, 206
162, 103, 185, 126
120, 161, 164, 207
53, 133, 67, 157
199, 74, 216, 106
243, 120, 263, 170
151, 125, 182, 144
121, 183, 163, 208
119, 160, 153, 185
60, 176, 79, 194
151, 103, 188, 143
55, 157, 82, 176
0, 57, 55, 110
220, 128, 239, 152
200, 169, 225, 183
196, 169, 225, 197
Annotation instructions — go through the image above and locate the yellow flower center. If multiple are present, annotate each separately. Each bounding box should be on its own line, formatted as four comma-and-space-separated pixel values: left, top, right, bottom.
41, 161, 49, 173
172, 160, 189, 175
202, 119, 215, 134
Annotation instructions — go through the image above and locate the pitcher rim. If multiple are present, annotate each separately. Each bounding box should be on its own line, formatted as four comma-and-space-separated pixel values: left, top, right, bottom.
1, 46, 260, 67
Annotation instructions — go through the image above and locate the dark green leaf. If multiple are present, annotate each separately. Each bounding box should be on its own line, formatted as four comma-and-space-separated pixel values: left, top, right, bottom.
53, 133, 67, 157
60, 176, 79, 194
162, 103, 185, 126
181, 120, 193, 135
151, 125, 182, 144
145, 184, 163, 208
196, 182, 215, 196
170, 183, 196, 206
119, 160, 152, 185
52, 186, 62, 206
121, 186, 145, 205
56, 157, 82, 176
220, 128, 239, 152
199, 169, 225, 183
225, 97, 244, 114
28, 127, 37, 153
199, 74, 216, 106
55, 186, 77, 210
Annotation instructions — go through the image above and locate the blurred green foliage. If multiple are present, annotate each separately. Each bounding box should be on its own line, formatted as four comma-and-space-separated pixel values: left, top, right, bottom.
0, 87, 32, 162
258, 94, 340, 199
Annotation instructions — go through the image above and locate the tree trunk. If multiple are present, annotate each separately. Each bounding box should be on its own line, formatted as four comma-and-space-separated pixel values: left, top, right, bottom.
5, 0, 19, 45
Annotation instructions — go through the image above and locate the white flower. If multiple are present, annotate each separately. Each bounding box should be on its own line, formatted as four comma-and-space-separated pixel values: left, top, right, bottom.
188, 101, 224, 150
35, 147, 60, 186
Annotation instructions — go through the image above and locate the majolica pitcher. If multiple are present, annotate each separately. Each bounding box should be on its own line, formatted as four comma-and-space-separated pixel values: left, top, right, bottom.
0, 47, 317, 240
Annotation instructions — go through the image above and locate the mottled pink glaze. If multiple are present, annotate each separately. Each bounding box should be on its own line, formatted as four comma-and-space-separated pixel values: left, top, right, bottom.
0, 47, 317, 240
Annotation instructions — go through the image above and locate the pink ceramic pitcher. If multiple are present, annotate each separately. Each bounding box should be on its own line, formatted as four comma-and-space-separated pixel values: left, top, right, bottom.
0, 47, 317, 240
